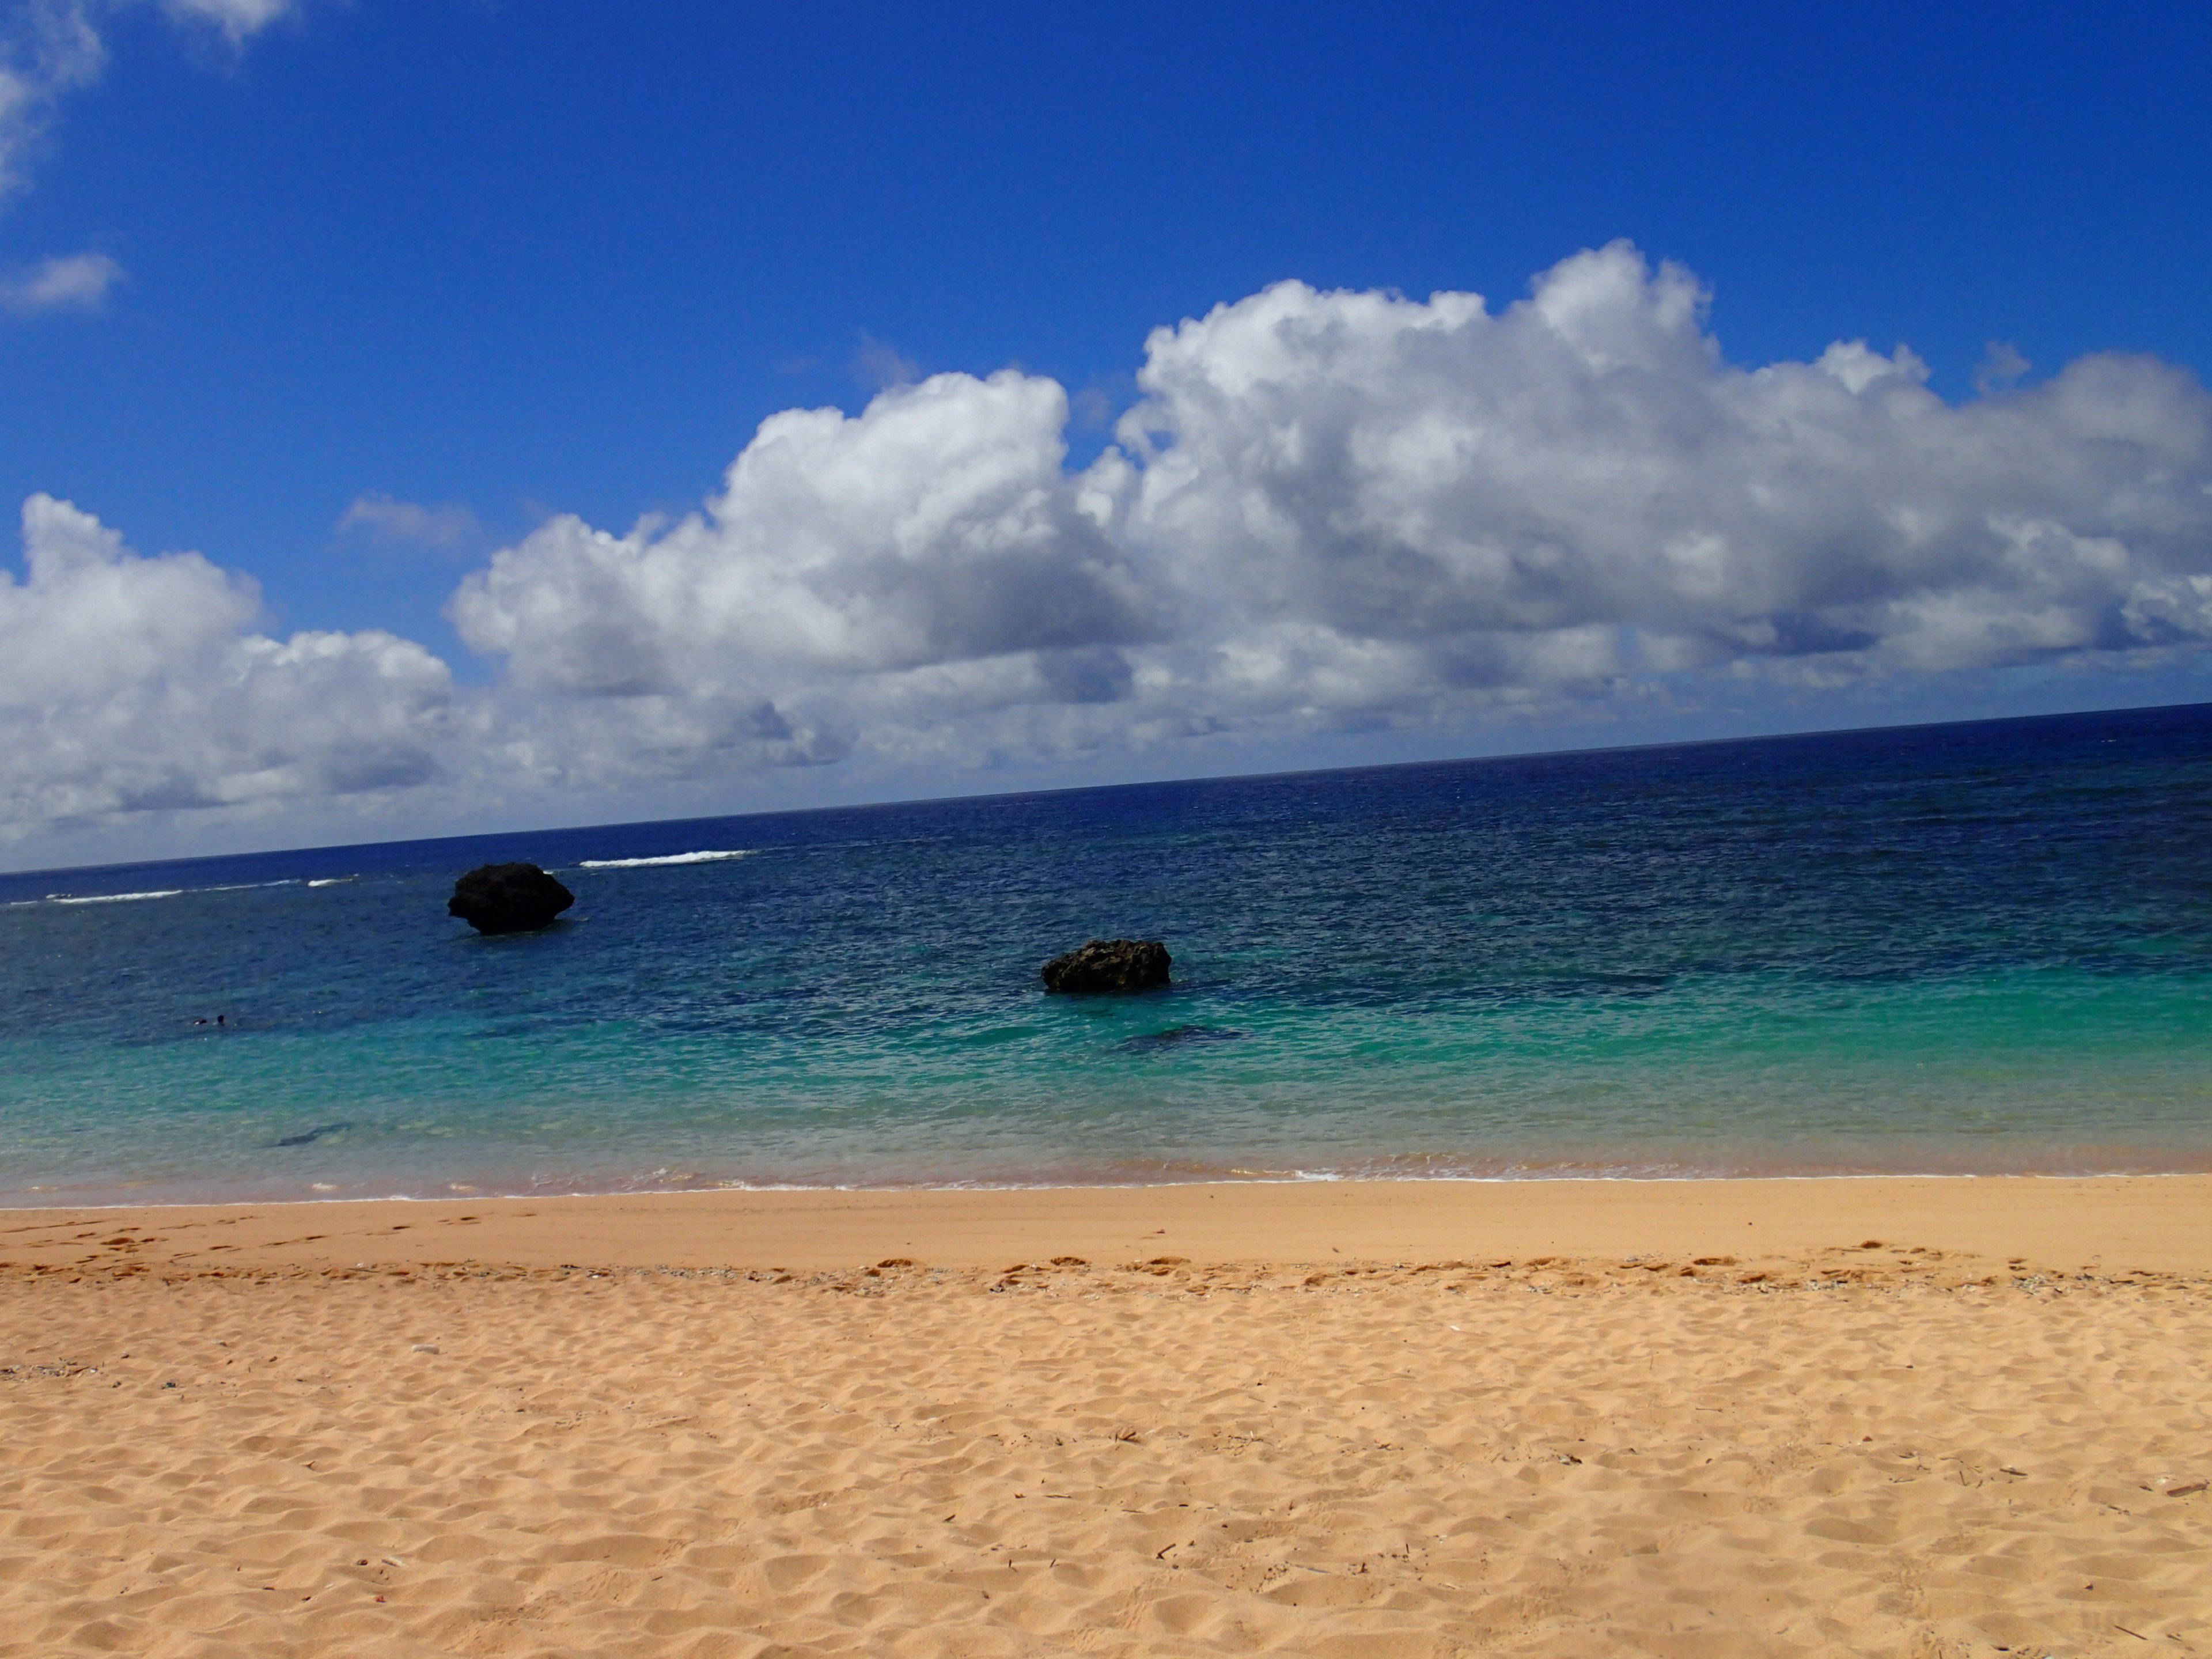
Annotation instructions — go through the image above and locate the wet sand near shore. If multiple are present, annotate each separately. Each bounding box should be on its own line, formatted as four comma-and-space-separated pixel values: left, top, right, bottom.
5, 1173, 2211, 1278
3, 1179, 2209, 1657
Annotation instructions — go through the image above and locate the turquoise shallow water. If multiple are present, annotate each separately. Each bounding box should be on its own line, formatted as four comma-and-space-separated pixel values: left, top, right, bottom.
2, 703, 2208, 1203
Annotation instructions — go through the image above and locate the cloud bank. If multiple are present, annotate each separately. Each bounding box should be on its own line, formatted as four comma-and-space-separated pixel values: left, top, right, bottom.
1, 495, 449, 827
9, 243, 2212, 848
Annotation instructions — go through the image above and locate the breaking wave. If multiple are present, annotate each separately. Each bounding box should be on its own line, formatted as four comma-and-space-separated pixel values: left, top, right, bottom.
577, 850, 756, 869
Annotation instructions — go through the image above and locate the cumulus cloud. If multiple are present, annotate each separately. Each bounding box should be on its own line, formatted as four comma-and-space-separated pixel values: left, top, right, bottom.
451, 243, 2212, 789
447, 368, 1154, 788
338, 491, 481, 550
9, 242, 2212, 843
0, 495, 451, 832
1108, 245, 2212, 711
0, 248, 121, 313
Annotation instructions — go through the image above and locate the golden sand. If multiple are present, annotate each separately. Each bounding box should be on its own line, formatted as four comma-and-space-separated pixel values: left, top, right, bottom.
3, 1178, 2209, 1657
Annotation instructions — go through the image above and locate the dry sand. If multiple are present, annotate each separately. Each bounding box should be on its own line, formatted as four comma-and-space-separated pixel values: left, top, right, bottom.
3, 1177, 2209, 1657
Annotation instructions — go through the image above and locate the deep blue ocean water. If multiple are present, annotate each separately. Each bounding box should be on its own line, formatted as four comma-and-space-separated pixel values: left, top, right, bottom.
2, 703, 2209, 1205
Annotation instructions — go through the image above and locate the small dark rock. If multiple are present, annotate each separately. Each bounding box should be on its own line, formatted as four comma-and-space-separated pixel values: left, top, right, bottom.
1041, 938, 1171, 994
448, 863, 574, 935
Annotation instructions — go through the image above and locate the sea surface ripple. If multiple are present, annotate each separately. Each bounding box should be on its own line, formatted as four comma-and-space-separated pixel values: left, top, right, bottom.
2, 703, 2208, 1204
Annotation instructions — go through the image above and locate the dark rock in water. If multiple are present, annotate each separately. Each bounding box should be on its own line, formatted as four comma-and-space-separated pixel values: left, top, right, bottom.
1122, 1025, 1243, 1051
1041, 938, 1171, 994
448, 862, 574, 934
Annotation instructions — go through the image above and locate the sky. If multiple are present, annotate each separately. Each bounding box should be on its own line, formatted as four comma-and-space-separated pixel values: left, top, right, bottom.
2, 0, 2210, 870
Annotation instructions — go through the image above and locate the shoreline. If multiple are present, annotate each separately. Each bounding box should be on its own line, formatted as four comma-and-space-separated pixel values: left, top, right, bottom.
9, 1172, 2210, 1275
14, 1150, 2212, 1215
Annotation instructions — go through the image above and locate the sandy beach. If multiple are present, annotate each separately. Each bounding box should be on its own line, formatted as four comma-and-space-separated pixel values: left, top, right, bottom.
5, 1177, 2210, 1657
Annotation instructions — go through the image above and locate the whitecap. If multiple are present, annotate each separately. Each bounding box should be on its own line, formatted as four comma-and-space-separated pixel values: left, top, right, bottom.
577, 849, 756, 869
47, 889, 184, 905
306, 877, 353, 888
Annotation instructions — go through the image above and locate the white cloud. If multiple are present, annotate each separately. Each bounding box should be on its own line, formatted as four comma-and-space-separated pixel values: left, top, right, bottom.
2123, 574, 2212, 645
0, 0, 104, 204
1108, 244, 2212, 709
7, 243, 2212, 846
338, 491, 481, 550
0, 0, 297, 209
0, 495, 452, 832
158, 0, 296, 48
0, 248, 121, 313
447, 368, 1154, 787
451, 243, 2212, 790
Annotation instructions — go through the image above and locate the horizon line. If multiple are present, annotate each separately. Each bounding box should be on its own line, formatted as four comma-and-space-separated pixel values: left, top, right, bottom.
5, 695, 2203, 886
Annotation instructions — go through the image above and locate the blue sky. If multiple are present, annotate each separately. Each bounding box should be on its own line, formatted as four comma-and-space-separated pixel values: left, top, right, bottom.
3, 0, 2211, 866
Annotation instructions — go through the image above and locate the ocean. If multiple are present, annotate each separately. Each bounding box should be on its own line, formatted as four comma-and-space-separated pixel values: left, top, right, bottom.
2, 703, 2209, 1206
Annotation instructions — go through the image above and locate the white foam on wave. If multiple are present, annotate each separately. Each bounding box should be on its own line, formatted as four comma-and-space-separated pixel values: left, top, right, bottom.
40, 878, 306, 906
47, 889, 184, 905
577, 849, 756, 869
306, 877, 353, 888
